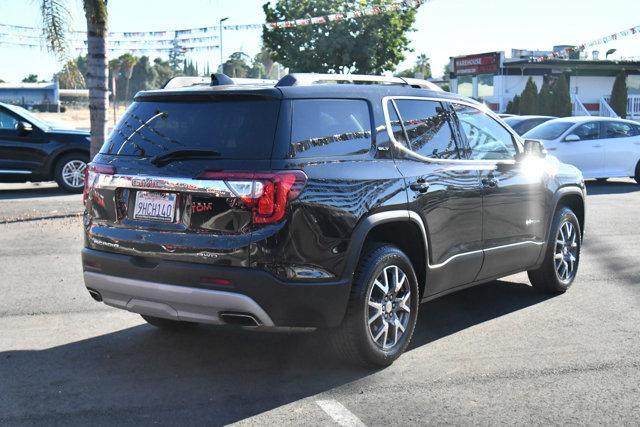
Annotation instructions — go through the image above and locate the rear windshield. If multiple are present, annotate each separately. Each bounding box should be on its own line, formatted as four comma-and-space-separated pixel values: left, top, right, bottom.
523, 121, 573, 140
101, 97, 280, 159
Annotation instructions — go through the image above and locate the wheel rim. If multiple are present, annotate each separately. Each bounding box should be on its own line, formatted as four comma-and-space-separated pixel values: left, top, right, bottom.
554, 221, 579, 283
367, 265, 411, 350
61, 160, 87, 188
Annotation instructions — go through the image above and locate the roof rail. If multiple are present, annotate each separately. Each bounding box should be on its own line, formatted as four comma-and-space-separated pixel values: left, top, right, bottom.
162, 73, 277, 89
275, 73, 443, 91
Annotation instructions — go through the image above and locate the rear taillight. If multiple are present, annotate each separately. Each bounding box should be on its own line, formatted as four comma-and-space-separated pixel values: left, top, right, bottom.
198, 171, 307, 224
83, 163, 116, 207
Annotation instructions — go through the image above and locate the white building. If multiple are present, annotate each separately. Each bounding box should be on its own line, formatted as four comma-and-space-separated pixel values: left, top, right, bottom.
449, 49, 640, 119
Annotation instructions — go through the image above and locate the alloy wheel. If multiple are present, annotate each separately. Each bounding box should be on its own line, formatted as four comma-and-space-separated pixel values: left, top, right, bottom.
61, 160, 87, 188
367, 265, 412, 350
554, 221, 579, 283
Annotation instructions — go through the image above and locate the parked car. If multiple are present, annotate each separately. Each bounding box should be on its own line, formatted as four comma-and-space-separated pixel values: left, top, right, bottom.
503, 115, 556, 136
82, 73, 586, 367
498, 113, 516, 119
0, 102, 90, 192
523, 116, 640, 183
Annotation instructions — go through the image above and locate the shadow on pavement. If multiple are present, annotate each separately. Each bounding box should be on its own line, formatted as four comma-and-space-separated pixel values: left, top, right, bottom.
0, 279, 550, 425
585, 180, 639, 195
0, 183, 72, 200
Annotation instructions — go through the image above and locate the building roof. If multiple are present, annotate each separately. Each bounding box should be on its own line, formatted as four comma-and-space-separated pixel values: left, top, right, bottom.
503, 59, 640, 71
0, 82, 57, 90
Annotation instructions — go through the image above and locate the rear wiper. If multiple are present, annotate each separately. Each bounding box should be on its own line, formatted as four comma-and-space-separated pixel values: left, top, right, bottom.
150, 148, 221, 166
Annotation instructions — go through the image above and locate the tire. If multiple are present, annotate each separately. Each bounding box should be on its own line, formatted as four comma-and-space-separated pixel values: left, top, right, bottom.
141, 314, 196, 329
528, 207, 581, 294
54, 153, 89, 193
329, 244, 419, 367
634, 161, 640, 184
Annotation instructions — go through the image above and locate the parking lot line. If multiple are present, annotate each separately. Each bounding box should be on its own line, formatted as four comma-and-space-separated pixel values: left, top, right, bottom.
316, 400, 366, 427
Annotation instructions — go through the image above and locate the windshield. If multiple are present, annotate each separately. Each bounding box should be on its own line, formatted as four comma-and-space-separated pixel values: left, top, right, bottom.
3, 103, 52, 130
101, 97, 280, 159
523, 121, 573, 140
503, 117, 525, 126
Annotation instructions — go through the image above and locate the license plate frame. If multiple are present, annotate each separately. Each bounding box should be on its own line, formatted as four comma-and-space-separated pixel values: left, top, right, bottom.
132, 191, 177, 223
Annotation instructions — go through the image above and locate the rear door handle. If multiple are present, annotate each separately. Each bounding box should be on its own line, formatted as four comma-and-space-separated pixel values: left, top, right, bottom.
409, 181, 430, 193
592, 144, 602, 148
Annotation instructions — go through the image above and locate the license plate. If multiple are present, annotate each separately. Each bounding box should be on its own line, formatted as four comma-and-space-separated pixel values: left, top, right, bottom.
133, 191, 177, 222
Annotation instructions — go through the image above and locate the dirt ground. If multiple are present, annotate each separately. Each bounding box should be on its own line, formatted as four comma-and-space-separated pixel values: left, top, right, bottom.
36, 104, 129, 130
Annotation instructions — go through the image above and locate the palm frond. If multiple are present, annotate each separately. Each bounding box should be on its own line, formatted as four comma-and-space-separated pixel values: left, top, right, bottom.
40, 0, 70, 58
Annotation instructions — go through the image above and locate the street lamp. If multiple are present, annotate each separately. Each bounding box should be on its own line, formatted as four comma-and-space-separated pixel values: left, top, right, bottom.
219, 17, 230, 73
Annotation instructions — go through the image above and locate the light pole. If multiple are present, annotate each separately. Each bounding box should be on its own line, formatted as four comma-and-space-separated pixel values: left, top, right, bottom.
219, 17, 229, 73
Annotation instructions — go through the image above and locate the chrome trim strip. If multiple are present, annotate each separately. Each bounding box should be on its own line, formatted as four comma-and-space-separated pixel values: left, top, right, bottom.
94, 174, 235, 197
429, 241, 545, 269
84, 271, 275, 327
0, 169, 32, 174
381, 95, 521, 166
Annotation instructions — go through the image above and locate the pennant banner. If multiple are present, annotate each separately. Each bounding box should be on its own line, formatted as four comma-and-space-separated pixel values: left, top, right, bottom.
0, 0, 427, 44
531, 25, 640, 62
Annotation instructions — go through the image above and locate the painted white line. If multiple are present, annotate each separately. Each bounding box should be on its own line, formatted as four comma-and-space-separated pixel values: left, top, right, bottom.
316, 400, 366, 427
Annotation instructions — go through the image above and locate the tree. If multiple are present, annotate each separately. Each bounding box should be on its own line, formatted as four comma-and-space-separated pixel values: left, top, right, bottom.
38, 0, 109, 158
153, 58, 174, 87
262, 0, 418, 74
56, 59, 86, 89
395, 53, 432, 79
610, 69, 628, 118
254, 48, 275, 78
519, 77, 539, 115
22, 74, 39, 83
506, 94, 521, 115
130, 56, 158, 95
169, 38, 185, 72
223, 52, 252, 78
119, 53, 137, 101
552, 74, 572, 117
538, 80, 554, 116
108, 57, 122, 101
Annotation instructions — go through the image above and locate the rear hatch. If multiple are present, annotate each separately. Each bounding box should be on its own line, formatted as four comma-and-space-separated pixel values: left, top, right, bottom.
84, 89, 287, 267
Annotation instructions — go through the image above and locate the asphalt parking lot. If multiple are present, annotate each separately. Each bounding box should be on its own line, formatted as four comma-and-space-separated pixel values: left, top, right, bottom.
1, 180, 639, 425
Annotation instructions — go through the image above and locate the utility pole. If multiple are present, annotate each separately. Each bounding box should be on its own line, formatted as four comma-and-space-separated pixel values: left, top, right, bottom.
219, 17, 229, 73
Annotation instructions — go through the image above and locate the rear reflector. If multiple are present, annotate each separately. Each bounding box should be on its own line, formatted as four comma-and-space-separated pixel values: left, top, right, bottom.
84, 163, 116, 207
200, 277, 232, 286
198, 170, 307, 224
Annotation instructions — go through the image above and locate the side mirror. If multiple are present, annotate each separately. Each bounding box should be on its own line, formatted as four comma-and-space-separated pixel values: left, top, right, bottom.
16, 121, 33, 134
564, 134, 580, 142
523, 139, 547, 158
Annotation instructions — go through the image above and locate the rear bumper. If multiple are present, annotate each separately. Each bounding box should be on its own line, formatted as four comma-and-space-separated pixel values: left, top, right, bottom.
82, 248, 351, 328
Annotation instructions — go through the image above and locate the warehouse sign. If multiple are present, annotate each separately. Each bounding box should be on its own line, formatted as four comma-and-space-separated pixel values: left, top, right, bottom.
454, 52, 500, 76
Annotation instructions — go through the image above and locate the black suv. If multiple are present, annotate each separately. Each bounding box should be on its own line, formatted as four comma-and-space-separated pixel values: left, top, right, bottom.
0, 102, 90, 192
82, 73, 586, 366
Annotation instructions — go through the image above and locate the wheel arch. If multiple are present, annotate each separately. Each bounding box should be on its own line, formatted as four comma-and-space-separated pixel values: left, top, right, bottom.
342, 211, 428, 298
549, 186, 586, 241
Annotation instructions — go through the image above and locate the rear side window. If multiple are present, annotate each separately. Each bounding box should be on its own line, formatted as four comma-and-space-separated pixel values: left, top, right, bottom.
603, 121, 634, 139
289, 99, 372, 158
393, 99, 459, 159
101, 98, 280, 159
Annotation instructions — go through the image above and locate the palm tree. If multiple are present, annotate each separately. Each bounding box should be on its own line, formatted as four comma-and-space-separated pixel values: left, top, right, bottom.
40, 0, 108, 158
119, 53, 137, 101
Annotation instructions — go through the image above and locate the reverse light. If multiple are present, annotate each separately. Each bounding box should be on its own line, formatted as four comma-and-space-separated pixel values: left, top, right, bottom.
83, 163, 116, 207
198, 170, 307, 224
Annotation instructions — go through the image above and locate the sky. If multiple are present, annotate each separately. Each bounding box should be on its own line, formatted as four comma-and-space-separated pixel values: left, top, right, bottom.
0, 0, 639, 83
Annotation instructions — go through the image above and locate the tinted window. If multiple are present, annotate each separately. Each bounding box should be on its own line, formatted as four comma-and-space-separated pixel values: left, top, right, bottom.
0, 110, 18, 130
290, 99, 372, 158
603, 121, 634, 139
515, 118, 550, 135
571, 122, 600, 141
394, 100, 458, 159
453, 104, 516, 160
524, 121, 573, 140
102, 98, 280, 159
634, 125, 640, 136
